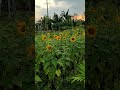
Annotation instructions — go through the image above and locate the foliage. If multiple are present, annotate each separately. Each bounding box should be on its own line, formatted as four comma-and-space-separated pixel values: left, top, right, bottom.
35, 26, 85, 90
35, 9, 84, 31
71, 62, 85, 84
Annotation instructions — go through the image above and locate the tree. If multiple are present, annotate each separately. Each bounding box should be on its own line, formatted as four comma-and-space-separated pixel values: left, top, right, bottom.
60, 9, 72, 29
50, 13, 63, 31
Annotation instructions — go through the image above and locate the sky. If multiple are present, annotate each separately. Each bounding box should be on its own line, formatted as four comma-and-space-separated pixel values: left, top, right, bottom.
35, 0, 85, 21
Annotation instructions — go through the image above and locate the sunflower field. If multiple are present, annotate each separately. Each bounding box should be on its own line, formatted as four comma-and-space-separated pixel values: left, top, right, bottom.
35, 26, 85, 90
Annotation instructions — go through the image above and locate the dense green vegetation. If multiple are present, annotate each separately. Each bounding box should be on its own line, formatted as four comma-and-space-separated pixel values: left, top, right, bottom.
35, 26, 85, 90
35, 9, 85, 31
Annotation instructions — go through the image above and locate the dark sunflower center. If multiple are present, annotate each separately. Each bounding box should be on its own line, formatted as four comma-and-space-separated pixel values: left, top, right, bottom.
72, 38, 75, 40
48, 46, 52, 50
44, 37, 46, 39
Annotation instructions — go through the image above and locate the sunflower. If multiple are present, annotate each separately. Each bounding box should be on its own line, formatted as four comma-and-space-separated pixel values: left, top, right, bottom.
17, 21, 26, 36
53, 35, 57, 39
70, 36, 76, 42
86, 26, 96, 38
46, 44, 52, 51
63, 37, 66, 40
42, 35, 47, 41
59, 33, 63, 36
56, 36, 61, 40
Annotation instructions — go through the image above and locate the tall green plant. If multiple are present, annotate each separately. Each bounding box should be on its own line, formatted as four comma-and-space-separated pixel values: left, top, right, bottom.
61, 9, 72, 29
70, 62, 85, 84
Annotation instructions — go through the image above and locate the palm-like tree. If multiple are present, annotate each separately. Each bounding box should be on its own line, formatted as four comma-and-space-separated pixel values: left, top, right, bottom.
50, 13, 63, 31
60, 9, 72, 29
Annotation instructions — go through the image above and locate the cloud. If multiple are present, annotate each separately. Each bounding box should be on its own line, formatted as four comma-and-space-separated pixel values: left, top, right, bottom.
35, 0, 85, 21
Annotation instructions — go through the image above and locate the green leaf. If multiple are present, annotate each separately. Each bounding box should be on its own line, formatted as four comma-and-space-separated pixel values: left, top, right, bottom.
44, 66, 50, 75
70, 63, 85, 83
44, 62, 50, 70
57, 60, 64, 67
65, 57, 71, 61
48, 66, 56, 80
56, 69, 61, 77
51, 59, 57, 68
35, 75, 42, 82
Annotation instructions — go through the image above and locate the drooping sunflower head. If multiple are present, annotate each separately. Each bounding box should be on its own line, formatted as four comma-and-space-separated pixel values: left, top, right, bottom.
86, 26, 96, 38
70, 36, 76, 42
46, 44, 52, 51
42, 35, 47, 41
17, 20, 26, 35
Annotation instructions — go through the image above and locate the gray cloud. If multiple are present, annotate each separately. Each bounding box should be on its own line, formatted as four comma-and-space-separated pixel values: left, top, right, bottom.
35, 0, 85, 21
54, 0, 85, 14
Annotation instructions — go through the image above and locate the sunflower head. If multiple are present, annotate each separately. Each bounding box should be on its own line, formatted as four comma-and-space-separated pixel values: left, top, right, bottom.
59, 33, 63, 36
53, 35, 57, 39
46, 44, 52, 51
63, 37, 66, 40
86, 26, 96, 38
42, 35, 47, 41
70, 36, 76, 42
56, 36, 61, 40
17, 20, 26, 35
